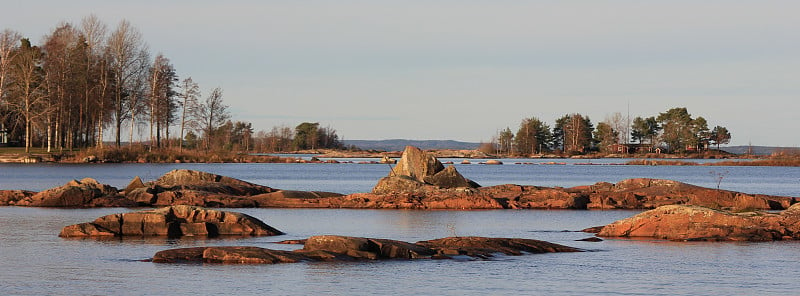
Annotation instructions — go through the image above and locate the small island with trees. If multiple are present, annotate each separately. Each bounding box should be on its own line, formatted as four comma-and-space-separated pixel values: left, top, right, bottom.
490, 107, 732, 158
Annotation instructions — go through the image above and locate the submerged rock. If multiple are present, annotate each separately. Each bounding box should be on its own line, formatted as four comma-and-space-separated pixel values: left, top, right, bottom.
416, 236, 582, 257
151, 235, 581, 264
59, 205, 283, 238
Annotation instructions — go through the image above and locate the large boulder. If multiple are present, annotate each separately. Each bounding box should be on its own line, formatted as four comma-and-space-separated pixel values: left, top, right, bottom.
122, 176, 145, 193
15, 178, 134, 207
59, 205, 283, 238
373, 146, 479, 194
391, 145, 445, 182
151, 235, 581, 264
596, 204, 800, 241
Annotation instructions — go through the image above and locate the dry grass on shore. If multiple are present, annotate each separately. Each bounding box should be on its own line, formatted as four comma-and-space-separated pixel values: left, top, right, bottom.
66, 146, 295, 163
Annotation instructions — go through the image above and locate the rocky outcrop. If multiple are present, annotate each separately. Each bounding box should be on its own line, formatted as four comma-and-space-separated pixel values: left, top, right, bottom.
212, 177, 792, 210
151, 235, 581, 263
126, 169, 276, 205
373, 146, 479, 194
125, 169, 343, 208
595, 204, 800, 241
583, 178, 793, 210
59, 205, 283, 238
0, 190, 36, 205
13, 178, 135, 207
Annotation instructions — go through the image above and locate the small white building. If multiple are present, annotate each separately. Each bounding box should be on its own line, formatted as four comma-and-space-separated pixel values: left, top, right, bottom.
0, 125, 8, 146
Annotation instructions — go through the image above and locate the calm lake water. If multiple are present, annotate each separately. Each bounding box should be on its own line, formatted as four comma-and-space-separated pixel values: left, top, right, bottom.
1, 160, 799, 295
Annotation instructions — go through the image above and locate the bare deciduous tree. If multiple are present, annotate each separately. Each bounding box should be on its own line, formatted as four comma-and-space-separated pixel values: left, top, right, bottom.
80, 14, 108, 147
107, 19, 147, 147
7, 39, 48, 152
178, 77, 200, 151
194, 87, 229, 150
0, 29, 21, 110
148, 53, 177, 148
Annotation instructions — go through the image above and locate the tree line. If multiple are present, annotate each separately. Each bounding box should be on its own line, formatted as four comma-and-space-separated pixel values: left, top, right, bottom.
0, 16, 344, 153
491, 107, 732, 156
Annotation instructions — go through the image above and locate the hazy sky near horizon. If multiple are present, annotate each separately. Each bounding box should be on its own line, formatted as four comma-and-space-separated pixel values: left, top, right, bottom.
2, 1, 799, 146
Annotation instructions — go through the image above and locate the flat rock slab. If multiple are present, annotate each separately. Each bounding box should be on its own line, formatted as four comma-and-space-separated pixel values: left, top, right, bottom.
595, 204, 800, 241
59, 205, 283, 238
152, 235, 581, 264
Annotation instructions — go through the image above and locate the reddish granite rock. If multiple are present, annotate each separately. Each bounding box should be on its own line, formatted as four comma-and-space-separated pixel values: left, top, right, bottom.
596, 204, 800, 241
0, 190, 36, 205
14, 178, 134, 207
124, 169, 343, 208
59, 205, 283, 238
122, 176, 145, 193
373, 146, 479, 194
244, 176, 793, 211
582, 178, 792, 210
151, 235, 581, 264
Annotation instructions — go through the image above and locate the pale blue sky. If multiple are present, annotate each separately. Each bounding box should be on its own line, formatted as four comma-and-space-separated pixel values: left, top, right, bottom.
2, 1, 799, 146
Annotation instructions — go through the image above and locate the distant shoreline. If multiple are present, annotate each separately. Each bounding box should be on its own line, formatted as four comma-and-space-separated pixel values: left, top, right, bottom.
2, 146, 798, 166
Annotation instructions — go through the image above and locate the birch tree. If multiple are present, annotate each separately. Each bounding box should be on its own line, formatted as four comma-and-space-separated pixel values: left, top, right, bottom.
148, 54, 177, 148
178, 77, 200, 151
79, 14, 107, 147
0, 30, 21, 128
556, 114, 593, 153
8, 39, 47, 152
42, 23, 84, 151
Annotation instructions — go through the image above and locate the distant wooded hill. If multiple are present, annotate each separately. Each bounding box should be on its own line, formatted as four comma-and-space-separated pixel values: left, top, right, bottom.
343, 139, 481, 151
